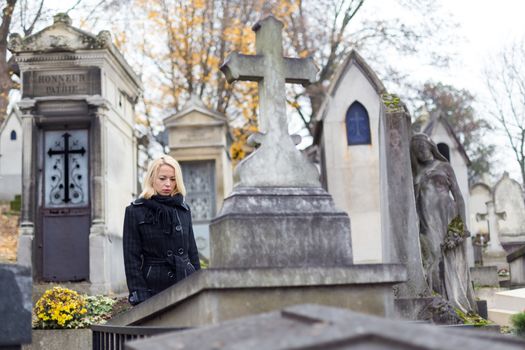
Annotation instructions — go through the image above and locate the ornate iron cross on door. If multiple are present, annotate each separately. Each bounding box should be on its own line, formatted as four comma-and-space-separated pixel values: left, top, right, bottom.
45, 130, 88, 206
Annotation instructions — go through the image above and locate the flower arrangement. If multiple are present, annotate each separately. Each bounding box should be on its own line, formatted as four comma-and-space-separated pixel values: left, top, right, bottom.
33, 286, 87, 329
33, 286, 118, 329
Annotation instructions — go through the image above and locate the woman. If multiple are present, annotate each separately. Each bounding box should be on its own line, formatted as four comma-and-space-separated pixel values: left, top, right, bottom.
123, 155, 200, 305
411, 133, 476, 314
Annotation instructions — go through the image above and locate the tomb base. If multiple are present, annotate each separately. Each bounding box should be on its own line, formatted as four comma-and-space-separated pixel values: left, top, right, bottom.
210, 187, 353, 268
108, 265, 406, 327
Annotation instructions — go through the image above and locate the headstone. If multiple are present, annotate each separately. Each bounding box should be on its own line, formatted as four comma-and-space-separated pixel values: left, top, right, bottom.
0, 106, 22, 201
163, 95, 233, 260
469, 266, 500, 287
507, 245, 525, 287
476, 200, 508, 272
0, 264, 32, 349
9, 13, 141, 294
126, 304, 524, 350
314, 50, 386, 263
107, 16, 406, 328
469, 182, 492, 265
494, 172, 525, 251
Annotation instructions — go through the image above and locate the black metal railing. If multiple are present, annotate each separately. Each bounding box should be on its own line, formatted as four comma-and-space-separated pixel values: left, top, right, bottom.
91, 324, 189, 350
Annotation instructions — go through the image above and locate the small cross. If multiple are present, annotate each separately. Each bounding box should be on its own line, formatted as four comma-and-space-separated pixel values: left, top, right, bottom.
47, 132, 86, 203
476, 200, 506, 253
220, 15, 320, 187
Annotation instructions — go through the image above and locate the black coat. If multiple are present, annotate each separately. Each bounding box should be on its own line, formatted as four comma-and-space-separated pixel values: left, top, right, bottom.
123, 194, 200, 305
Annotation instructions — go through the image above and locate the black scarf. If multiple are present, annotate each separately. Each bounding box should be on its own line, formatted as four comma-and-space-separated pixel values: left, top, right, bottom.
142, 194, 184, 235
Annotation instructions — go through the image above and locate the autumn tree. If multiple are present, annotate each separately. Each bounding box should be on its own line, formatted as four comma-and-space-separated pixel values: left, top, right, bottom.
484, 39, 525, 185
101, 0, 454, 161
414, 82, 495, 182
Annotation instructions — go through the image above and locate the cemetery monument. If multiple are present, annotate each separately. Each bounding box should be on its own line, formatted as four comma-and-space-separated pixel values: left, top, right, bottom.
108, 15, 405, 328
8, 13, 142, 294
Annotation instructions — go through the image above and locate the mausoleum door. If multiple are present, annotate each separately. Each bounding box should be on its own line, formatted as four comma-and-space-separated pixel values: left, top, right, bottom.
180, 160, 216, 259
40, 128, 90, 282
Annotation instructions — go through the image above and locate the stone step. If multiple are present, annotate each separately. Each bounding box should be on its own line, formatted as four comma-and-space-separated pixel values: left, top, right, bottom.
492, 287, 525, 313
487, 308, 516, 327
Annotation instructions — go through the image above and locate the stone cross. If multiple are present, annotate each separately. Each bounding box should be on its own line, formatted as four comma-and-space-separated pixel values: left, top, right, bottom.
476, 200, 506, 253
220, 15, 320, 187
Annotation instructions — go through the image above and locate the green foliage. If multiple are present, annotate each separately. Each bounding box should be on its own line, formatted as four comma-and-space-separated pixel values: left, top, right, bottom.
33, 287, 117, 329
10, 194, 21, 212
82, 295, 117, 325
381, 93, 404, 113
200, 256, 209, 269
511, 311, 525, 337
454, 308, 491, 327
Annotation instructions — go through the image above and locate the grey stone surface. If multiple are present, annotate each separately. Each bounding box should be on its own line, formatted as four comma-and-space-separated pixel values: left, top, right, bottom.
21, 329, 91, 350
108, 265, 406, 327
126, 303, 525, 350
220, 15, 319, 188
470, 266, 500, 287
380, 105, 429, 298
508, 245, 525, 287
210, 187, 353, 268
0, 264, 32, 346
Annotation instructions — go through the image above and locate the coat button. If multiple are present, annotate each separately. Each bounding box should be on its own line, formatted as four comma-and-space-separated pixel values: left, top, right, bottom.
178, 248, 184, 255
167, 250, 173, 256
175, 225, 182, 231
168, 271, 174, 278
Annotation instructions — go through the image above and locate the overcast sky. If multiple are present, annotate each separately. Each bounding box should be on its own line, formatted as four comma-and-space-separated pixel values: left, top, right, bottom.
41, 0, 525, 182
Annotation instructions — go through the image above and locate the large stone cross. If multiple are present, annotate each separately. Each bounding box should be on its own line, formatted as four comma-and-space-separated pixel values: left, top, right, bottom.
221, 15, 320, 187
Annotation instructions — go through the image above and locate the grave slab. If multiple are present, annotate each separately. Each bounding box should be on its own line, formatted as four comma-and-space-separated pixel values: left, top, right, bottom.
126, 304, 525, 350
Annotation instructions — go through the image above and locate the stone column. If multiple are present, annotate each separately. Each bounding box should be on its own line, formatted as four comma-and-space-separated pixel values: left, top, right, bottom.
380, 100, 429, 299
87, 98, 110, 293
17, 100, 37, 270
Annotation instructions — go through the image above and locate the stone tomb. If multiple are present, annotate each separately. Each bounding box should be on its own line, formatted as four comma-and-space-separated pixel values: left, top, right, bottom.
163, 95, 233, 260
9, 13, 141, 294
0, 105, 23, 201
108, 16, 405, 328
314, 50, 386, 264
126, 304, 524, 350
508, 246, 525, 287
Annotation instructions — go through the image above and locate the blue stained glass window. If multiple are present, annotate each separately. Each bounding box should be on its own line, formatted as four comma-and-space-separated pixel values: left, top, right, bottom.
346, 101, 371, 145
10, 130, 16, 140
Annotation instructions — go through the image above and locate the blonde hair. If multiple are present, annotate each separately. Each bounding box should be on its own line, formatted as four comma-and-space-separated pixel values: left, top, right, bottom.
140, 155, 186, 199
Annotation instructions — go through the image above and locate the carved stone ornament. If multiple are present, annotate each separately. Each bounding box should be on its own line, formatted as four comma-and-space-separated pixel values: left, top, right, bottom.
8, 13, 112, 54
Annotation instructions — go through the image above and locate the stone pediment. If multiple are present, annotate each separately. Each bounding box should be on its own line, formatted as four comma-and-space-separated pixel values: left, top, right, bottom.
164, 95, 227, 127
8, 13, 112, 54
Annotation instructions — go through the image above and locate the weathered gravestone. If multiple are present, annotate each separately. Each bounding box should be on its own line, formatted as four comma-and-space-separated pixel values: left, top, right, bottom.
0, 264, 32, 350
163, 95, 233, 260
8, 13, 142, 294
126, 304, 524, 350
494, 172, 525, 252
476, 199, 508, 272
107, 15, 405, 328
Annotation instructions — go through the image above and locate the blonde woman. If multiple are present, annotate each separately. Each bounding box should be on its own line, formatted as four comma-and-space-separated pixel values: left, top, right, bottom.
123, 155, 200, 305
